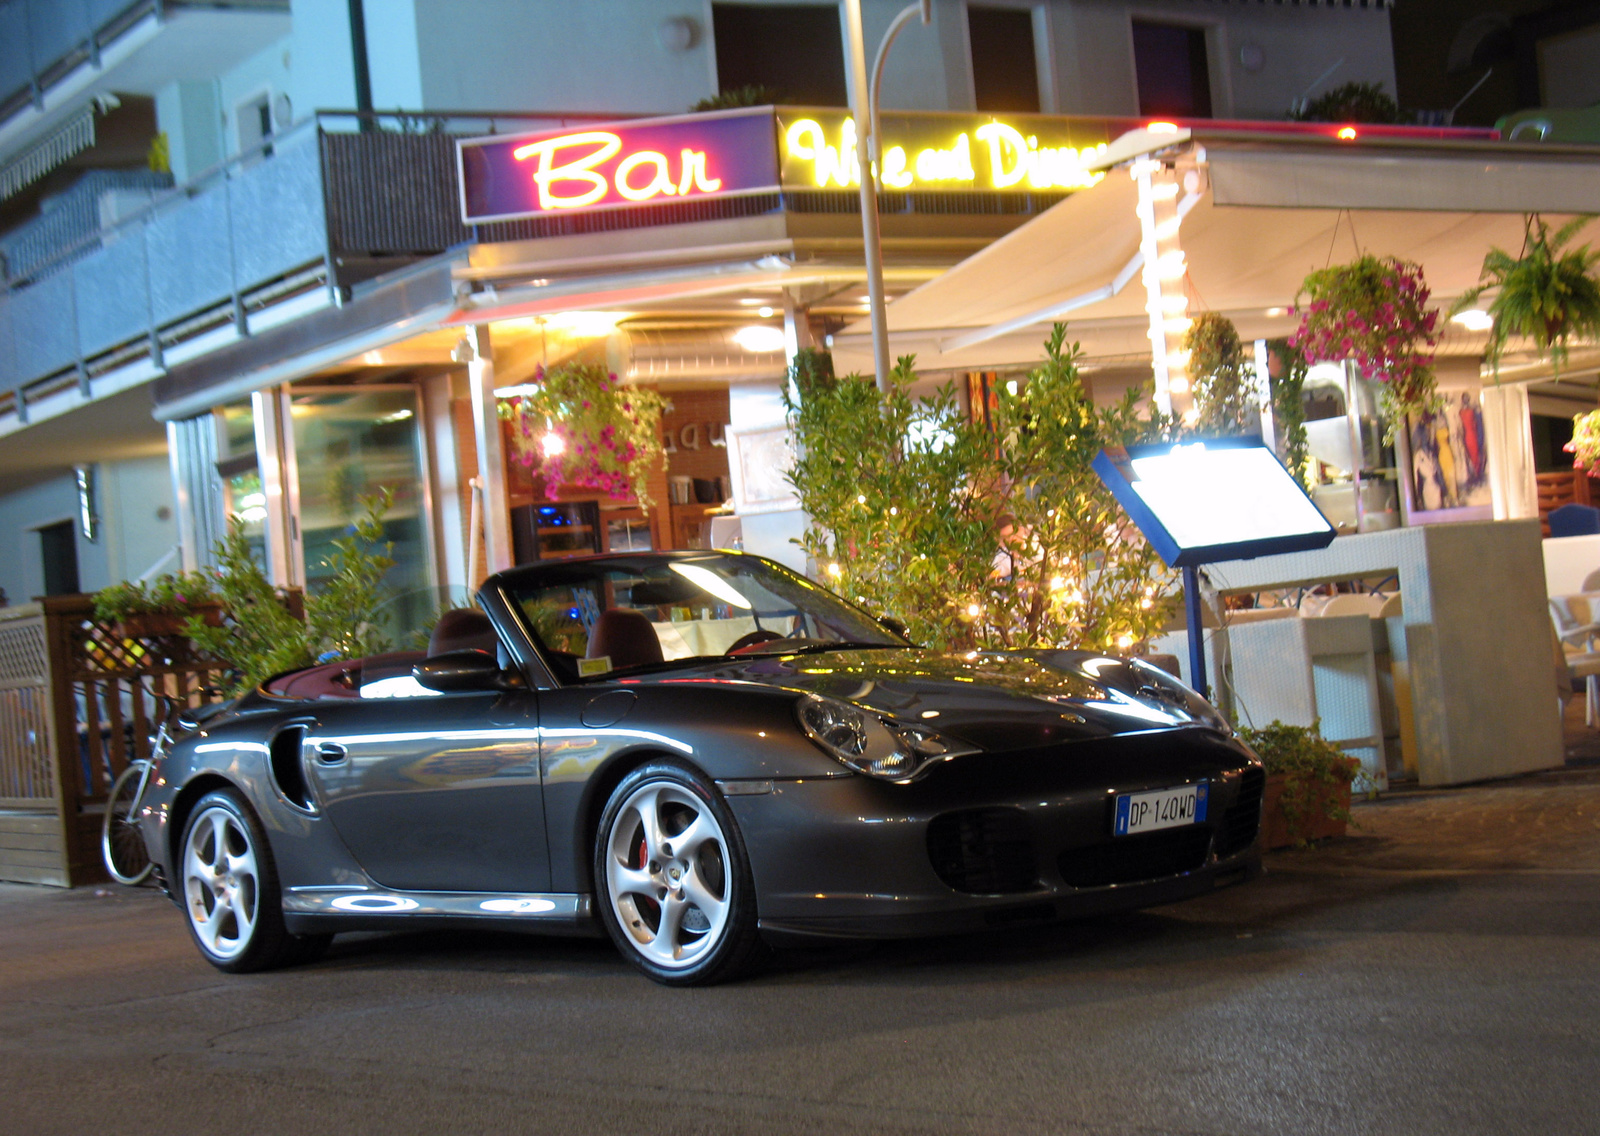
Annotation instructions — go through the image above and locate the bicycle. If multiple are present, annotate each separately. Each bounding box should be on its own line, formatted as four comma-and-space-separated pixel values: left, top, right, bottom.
101, 691, 182, 886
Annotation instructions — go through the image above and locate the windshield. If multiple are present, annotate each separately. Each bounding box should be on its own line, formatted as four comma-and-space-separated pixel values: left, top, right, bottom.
506, 554, 907, 682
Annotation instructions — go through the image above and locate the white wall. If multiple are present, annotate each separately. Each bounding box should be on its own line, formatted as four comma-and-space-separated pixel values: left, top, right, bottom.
288, 0, 359, 121
0, 459, 177, 607
154, 81, 223, 183
217, 35, 295, 157
410, 0, 717, 115
0, 476, 94, 604
1049, 0, 1395, 120
364, 0, 425, 111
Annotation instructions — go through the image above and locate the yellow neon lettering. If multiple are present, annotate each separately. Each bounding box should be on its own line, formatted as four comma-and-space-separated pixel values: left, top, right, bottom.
680, 148, 722, 194
881, 145, 912, 189
975, 123, 1028, 188
615, 150, 677, 201
513, 131, 621, 209
785, 118, 857, 187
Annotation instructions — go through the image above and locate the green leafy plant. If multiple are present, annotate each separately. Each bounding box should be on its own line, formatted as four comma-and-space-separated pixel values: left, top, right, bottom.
1183, 313, 1257, 436
93, 571, 220, 625
1452, 215, 1600, 379
691, 85, 782, 112
786, 325, 1178, 654
1267, 339, 1311, 486
1237, 719, 1363, 845
1289, 81, 1401, 124
499, 362, 668, 510
1293, 254, 1441, 429
186, 491, 397, 696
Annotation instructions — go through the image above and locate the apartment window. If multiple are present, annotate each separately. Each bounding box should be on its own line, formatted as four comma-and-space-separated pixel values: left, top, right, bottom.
236, 92, 274, 157
712, 3, 848, 105
969, 5, 1040, 113
1132, 21, 1212, 118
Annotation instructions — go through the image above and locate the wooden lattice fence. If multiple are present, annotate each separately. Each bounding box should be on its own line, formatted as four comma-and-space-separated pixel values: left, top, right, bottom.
0, 596, 228, 887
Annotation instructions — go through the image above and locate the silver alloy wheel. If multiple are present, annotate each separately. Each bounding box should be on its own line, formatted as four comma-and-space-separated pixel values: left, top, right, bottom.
182, 805, 260, 961
604, 781, 731, 970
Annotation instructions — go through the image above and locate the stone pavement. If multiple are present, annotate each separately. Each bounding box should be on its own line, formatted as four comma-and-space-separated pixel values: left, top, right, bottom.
1282, 700, 1600, 873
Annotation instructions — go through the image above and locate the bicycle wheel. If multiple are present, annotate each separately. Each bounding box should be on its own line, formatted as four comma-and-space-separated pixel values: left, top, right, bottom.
102, 762, 153, 886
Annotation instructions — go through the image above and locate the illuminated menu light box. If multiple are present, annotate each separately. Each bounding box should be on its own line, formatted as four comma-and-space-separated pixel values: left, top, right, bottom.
1093, 437, 1336, 568
457, 107, 1121, 225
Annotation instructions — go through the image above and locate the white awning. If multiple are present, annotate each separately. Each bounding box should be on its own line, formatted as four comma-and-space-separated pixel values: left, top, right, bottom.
832, 137, 1600, 375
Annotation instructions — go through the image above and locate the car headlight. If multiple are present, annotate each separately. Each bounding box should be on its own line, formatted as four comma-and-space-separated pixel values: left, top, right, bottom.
1128, 659, 1231, 734
795, 693, 977, 782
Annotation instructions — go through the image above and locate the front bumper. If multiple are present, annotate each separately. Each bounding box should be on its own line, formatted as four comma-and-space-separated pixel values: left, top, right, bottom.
728, 730, 1263, 943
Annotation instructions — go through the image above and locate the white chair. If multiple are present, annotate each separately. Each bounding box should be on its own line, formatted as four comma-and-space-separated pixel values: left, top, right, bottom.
1317, 593, 1387, 618
1582, 568, 1600, 593
1550, 595, 1600, 726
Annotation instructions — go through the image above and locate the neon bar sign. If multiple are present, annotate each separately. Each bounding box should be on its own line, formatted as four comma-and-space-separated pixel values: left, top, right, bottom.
458, 112, 782, 224
458, 109, 1115, 225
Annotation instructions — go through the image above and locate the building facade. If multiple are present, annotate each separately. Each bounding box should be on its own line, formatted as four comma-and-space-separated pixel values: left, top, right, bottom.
0, 0, 1401, 620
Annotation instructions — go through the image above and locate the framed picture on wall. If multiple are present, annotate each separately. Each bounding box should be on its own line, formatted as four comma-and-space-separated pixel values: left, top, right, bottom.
725, 425, 799, 515
1402, 390, 1492, 524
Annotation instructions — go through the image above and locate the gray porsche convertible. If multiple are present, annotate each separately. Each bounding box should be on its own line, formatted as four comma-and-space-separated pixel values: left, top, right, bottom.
138, 550, 1264, 985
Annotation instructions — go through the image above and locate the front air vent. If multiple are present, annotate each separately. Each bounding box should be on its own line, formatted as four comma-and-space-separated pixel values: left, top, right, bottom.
1214, 766, 1266, 859
1057, 826, 1212, 889
269, 726, 316, 812
927, 807, 1038, 894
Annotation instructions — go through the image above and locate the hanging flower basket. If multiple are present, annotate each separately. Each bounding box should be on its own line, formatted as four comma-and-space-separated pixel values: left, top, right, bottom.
497, 363, 668, 509
1291, 255, 1440, 427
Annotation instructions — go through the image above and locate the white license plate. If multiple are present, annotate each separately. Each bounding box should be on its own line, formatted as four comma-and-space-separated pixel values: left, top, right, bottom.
1113, 782, 1208, 836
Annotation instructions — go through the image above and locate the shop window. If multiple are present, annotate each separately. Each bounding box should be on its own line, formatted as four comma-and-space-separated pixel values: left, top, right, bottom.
969, 5, 1041, 114
712, 3, 848, 105
1131, 20, 1212, 119
38, 521, 80, 597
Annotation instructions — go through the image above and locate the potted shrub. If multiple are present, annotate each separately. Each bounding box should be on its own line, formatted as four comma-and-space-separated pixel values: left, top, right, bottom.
1237, 720, 1362, 849
93, 571, 223, 638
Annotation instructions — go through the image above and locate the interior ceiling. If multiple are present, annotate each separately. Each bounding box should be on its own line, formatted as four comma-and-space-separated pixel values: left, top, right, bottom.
0, 383, 167, 494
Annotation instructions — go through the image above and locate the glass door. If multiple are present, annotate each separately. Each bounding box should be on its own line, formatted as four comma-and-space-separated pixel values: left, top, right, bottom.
289, 387, 435, 646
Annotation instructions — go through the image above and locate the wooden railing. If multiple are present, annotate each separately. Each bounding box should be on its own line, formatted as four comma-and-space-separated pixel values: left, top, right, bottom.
0, 596, 227, 887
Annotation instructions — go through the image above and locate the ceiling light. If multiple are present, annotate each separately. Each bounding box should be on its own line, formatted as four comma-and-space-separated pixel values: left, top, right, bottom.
1452, 309, 1494, 332
1147, 122, 1180, 134
734, 325, 786, 353
758, 306, 774, 318
1336, 126, 1358, 141
1264, 307, 1286, 318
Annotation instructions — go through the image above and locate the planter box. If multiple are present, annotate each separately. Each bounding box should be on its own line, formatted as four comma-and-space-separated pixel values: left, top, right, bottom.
1261, 771, 1351, 850
111, 604, 223, 639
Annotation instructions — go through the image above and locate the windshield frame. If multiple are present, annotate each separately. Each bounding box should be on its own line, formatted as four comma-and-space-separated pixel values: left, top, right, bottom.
496, 551, 913, 685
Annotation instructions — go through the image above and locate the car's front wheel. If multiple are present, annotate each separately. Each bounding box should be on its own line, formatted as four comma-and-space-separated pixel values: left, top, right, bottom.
179, 788, 328, 973
594, 761, 763, 985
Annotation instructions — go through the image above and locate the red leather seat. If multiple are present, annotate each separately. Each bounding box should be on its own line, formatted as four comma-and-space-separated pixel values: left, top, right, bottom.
586, 608, 663, 669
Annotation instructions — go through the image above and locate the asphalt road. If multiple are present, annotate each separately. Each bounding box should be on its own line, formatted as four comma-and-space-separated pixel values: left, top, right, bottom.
4, 776, 1600, 1136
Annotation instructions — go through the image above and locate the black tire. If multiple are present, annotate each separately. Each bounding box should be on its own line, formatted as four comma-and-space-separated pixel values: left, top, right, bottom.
594, 760, 764, 986
102, 762, 153, 886
176, 788, 330, 973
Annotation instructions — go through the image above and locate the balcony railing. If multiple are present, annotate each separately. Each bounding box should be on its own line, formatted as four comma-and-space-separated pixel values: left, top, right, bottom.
0, 109, 622, 421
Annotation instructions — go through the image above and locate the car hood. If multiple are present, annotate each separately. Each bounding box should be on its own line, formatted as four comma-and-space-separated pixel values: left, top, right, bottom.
652, 647, 1227, 751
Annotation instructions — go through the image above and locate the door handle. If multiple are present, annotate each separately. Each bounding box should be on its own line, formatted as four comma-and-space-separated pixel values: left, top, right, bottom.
315, 743, 347, 764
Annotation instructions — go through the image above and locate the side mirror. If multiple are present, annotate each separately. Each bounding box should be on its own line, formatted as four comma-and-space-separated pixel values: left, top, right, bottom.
413, 649, 525, 693
878, 615, 910, 640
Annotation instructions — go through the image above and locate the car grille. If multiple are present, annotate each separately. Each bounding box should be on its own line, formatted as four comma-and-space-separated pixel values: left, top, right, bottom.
927, 807, 1039, 894
1214, 766, 1266, 859
1057, 825, 1213, 888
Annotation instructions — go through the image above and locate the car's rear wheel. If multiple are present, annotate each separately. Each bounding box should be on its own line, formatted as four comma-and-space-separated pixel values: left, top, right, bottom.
179, 789, 329, 973
594, 761, 763, 985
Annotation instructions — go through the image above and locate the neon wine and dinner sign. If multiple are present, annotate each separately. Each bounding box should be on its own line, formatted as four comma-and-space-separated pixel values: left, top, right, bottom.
457, 109, 1110, 224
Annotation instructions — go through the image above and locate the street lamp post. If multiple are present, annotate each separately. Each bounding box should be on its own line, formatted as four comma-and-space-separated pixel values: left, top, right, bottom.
843, 0, 931, 394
